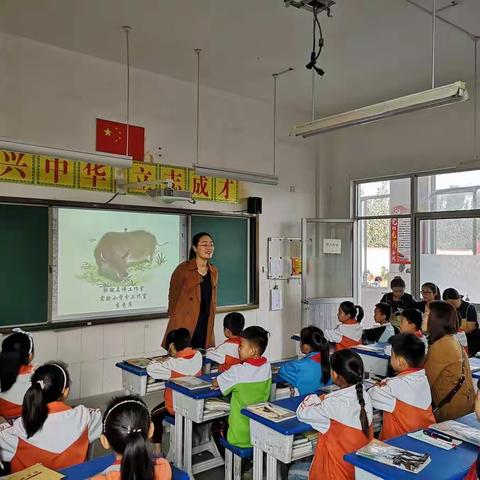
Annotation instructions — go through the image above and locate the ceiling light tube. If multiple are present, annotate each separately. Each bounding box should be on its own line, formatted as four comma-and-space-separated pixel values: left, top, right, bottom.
291, 81, 469, 138
193, 164, 279, 186
0, 138, 133, 168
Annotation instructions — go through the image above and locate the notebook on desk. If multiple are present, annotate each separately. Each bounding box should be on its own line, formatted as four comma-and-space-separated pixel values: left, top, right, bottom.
2, 464, 64, 480
245, 402, 296, 423
125, 355, 168, 368
171, 376, 211, 390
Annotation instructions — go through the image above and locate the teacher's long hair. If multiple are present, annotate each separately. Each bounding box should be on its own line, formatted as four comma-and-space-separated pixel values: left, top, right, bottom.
189, 232, 213, 260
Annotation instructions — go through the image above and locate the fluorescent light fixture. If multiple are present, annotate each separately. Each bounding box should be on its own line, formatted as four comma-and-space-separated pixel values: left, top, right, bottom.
291, 81, 469, 138
0, 138, 133, 168
193, 164, 279, 186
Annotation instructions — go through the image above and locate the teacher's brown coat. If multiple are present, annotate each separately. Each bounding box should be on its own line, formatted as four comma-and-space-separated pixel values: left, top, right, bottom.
163, 259, 218, 349
424, 334, 475, 422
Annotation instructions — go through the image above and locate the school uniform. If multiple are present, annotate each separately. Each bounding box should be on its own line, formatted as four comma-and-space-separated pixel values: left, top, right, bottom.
205, 336, 241, 373
363, 323, 395, 344
324, 320, 363, 351
0, 364, 34, 419
384, 330, 428, 357
295, 385, 373, 480
147, 347, 202, 443
368, 368, 435, 440
90, 457, 172, 480
217, 357, 272, 447
278, 352, 331, 396
0, 401, 102, 472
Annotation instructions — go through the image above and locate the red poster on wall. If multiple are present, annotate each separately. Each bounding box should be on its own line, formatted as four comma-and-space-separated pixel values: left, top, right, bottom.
391, 206, 411, 264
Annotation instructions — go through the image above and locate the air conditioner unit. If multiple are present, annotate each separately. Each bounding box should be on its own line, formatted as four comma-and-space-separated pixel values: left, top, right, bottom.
291, 81, 469, 138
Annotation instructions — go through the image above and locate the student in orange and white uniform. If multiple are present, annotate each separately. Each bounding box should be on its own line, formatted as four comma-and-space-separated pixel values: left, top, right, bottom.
147, 328, 202, 444
288, 349, 373, 480
384, 308, 428, 356
0, 363, 102, 472
206, 312, 244, 372
324, 302, 364, 351
91, 395, 171, 480
368, 333, 435, 440
0, 329, 36, 419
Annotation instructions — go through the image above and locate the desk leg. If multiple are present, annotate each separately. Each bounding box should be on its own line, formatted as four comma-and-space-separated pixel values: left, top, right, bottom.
183, 417, 193, 478
253, 446, 263, 480
174, 413, 184, 469
266, 454, 278, 480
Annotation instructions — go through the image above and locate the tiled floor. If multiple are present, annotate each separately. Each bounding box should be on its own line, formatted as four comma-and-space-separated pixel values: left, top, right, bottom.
76, 390, 226, 479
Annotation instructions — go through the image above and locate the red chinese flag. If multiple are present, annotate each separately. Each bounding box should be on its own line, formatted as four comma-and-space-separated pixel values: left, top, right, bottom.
96, 118, 145, 161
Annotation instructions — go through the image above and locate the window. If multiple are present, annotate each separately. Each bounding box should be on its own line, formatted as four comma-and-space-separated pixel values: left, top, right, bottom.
355, 169, 480, 312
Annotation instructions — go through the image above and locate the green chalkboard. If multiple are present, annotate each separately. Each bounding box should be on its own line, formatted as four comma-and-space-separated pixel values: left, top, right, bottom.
191, 216, 250, 306
0, 204, 49, 327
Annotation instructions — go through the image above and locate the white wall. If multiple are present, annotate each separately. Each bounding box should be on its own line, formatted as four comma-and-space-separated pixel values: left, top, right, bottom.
0, 33, 316, 399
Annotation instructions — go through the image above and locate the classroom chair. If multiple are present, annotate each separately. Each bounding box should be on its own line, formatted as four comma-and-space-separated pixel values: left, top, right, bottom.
164, 414, 176, 463
219, 437, 253, 480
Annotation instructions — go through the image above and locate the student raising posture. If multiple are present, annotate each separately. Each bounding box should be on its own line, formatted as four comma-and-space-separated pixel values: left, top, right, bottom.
0, 329, 35, 419
91, 396, 171, 480
288, 350, 373, 480
212, 326, 272, 447
205, 312, 245, 372
278, 326, 331, 395
324, 302, 364, 351
0, 363, 102, 472
147, 328, 202, 444
362, 303, 395, 344
368, 334, 435, 440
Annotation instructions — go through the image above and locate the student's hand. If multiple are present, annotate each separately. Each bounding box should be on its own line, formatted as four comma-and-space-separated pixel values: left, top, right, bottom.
211, 378, 219, 390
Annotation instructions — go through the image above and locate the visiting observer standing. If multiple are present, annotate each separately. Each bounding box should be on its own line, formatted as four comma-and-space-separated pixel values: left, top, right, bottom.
163, 232, 218, 349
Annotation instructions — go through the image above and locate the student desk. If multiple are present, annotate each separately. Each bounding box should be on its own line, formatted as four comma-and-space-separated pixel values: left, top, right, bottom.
116, 356, 215, 396
242, 393, 322, 480
59, 453, 189, 480
344, 431, 478, 480
352, 344, 389, 378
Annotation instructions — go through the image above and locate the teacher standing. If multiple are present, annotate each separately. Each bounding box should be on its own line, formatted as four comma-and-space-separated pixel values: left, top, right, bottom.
163, 232, 218, 349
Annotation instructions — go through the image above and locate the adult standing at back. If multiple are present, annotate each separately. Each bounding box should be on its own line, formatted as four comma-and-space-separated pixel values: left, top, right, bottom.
415, 282, 441, 313
443, 288, 480, 356
380, 276, 416, 314
423, 301, 475, 422
163, 232, 218, 349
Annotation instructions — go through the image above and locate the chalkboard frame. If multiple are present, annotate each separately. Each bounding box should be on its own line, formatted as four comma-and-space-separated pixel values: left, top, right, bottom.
0, 196, 258, 333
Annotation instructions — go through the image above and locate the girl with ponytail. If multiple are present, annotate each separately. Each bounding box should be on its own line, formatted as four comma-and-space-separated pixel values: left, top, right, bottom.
91, 396, 171, 480
324, 301, 365, 351
0, 363, 102, 472
0, 329, 35, 419
289, 349, 373, 480
278, 326, 332, 395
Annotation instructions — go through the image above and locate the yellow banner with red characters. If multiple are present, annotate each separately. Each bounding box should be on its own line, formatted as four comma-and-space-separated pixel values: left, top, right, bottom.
0, 151, 239, 203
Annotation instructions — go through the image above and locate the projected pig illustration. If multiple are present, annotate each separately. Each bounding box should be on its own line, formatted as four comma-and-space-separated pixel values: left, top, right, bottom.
94, 230, 158, 280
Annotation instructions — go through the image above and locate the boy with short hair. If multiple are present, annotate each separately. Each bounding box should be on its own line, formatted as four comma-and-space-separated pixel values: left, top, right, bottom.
399, 308, 428, 351
147, 328, 202, 443
368, 333, 435, 440
206, 312, 245, 372
363, 302, 395, 344
212, 326, 272, 447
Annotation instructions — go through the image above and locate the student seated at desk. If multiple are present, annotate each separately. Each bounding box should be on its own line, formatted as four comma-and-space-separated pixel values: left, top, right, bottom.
91, 395, 171, 480
0, 329, 36, 419
384, 308, 428, 356
368, 333, 435, 440
205, 312, 244, 372
288, 350, 373, 480
324, 301, 364, 351
147, 328, 202, 445
278, 326, 331, 395
362, 303, 395, 344
0, 363, 102, 472
212, 326, 271, 447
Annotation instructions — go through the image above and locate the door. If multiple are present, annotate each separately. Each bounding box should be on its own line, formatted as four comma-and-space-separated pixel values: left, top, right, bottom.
301, 219, 356, 330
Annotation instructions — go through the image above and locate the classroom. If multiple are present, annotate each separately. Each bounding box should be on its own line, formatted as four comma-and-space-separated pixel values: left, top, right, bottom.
1, 1, 480, 479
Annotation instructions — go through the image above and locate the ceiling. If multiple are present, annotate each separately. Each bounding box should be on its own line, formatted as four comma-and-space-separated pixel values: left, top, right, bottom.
0, 0, 478, 116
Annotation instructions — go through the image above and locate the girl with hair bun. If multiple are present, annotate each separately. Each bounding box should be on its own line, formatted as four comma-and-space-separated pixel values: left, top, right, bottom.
0, 329, 35, 419
0, 362, 102, 472
91, 396, 171, 480
289, 349, 373, 480
278, 326, 331, 395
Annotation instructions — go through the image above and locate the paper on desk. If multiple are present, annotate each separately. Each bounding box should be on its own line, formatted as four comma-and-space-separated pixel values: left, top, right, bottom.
408, 430, 461, 450
2, 464, 64, 479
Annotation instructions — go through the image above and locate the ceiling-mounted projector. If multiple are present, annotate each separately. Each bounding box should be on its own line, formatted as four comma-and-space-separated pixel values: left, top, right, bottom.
284, 0, 335, 13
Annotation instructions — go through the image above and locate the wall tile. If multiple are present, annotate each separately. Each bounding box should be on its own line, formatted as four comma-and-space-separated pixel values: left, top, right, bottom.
103, 324, 125, 358
67, 362, 81, 401
80, 361, 104, 398
81, 325, 104, 361
57, 329, 83, 364
31, 330, 58, 364
124, 323, 145, 355
144, 320, 167, 353
103, 357, 124, 394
